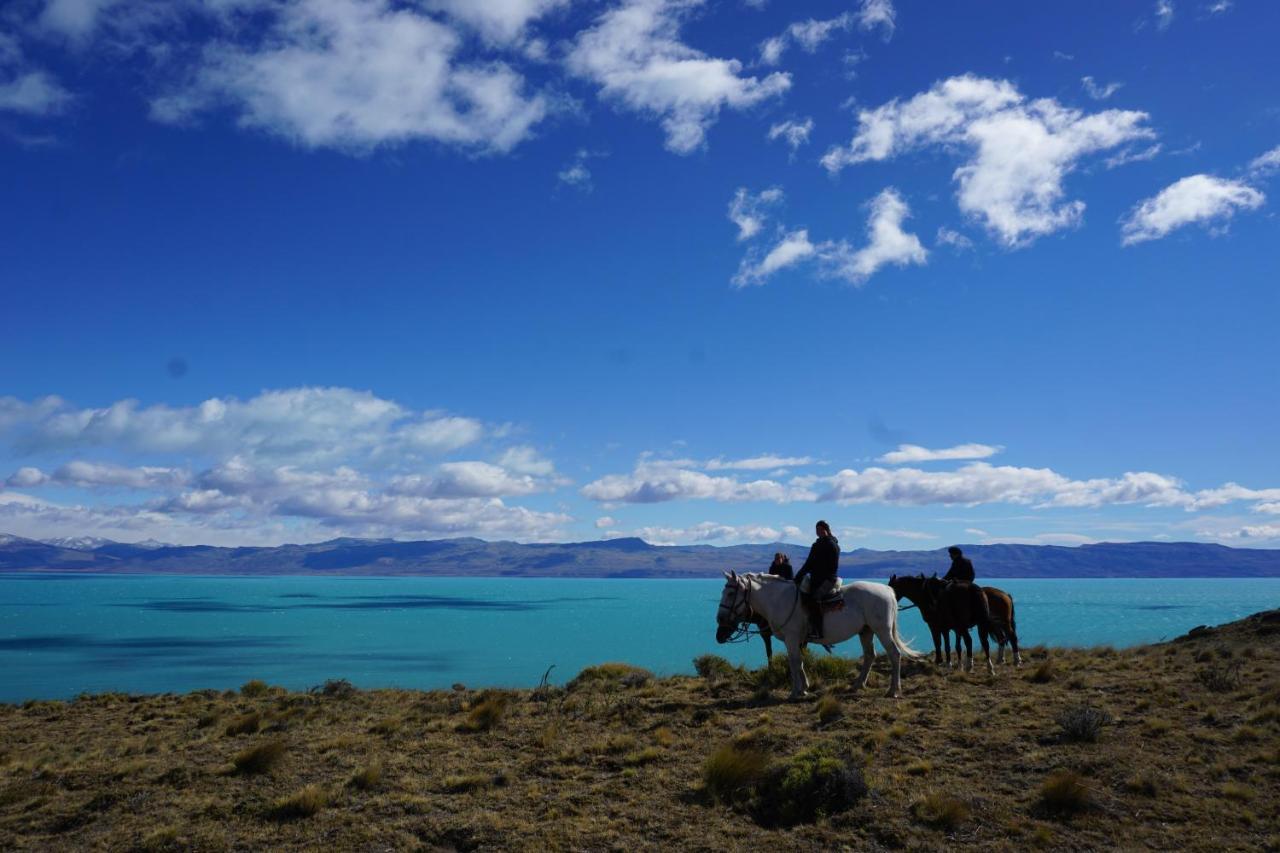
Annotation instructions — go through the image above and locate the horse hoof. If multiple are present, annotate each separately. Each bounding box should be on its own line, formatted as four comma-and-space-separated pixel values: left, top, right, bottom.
884, 690, 902, 699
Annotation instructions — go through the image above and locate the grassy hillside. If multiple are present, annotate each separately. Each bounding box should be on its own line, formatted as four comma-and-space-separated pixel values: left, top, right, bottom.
1, 611, 1277, 851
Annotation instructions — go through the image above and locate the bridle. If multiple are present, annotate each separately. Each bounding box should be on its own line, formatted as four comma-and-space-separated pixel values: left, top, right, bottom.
718, 573, 805, 640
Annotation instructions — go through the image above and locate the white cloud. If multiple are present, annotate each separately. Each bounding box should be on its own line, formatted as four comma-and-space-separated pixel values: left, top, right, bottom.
4, 467, 50, 488
1104, 143, 1162, 169
935, 226, 973, 249
732, 228, 816, 287
1120, 174, 1265, 245
1205, 0, 1232, 14
1080, 76, 1122, 100
558, 149, 603, 192
37, 0, 122, 40
1248, 145, 1280, 177
0, 70, 74, 115
566, 0, 790, 154
422, 0, 569, 45
0, 388, 482, 463
153, 0, 549, 153
822, 75, 1155, 246
856, 0, 896, 40
705, 455, 815, 471
609, 520, 785, 545
594, 515, 617, 529
758, 14, 852, 66
727, 186, 783, 241
878, 443, 1001, 464
1155, 0, 1175, 30
820, 188, 927, 283
767, 118, 813, 152
1215, 524, 1280, 542
389, 462, 542, 498
581, 459, 804, 503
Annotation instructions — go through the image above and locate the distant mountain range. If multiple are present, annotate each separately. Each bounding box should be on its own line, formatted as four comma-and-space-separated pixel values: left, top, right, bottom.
1, 534, 1278, 578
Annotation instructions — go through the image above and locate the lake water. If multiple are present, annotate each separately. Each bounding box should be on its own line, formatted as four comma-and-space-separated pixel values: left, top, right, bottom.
1, 575, 1277, 702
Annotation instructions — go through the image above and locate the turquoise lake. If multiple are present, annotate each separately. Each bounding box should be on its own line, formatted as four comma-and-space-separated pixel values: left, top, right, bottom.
2, 575, 1277, 702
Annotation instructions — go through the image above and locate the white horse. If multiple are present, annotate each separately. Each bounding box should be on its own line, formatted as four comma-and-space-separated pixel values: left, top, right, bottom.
716, 571, 922, 699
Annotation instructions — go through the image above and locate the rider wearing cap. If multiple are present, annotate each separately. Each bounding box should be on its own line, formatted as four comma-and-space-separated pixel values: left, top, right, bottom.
794, 520, 839, 641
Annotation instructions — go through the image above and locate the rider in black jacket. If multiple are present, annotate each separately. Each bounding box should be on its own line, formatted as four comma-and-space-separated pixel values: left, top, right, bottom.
794, 520, 839, 640
943, 546, 975, 583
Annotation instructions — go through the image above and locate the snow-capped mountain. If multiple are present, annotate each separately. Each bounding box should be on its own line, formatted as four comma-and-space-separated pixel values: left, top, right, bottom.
40, 536, 118, 551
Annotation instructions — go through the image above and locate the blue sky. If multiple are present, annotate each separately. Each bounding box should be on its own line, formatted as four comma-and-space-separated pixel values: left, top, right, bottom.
1, 0, 1278, 549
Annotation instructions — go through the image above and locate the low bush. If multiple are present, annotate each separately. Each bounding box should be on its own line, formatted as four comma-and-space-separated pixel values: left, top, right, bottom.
268, 784, 327, 820
753, 745, 868, 827
240, 680, 270, 698
693, 654, 738, 680
315, 679, 357, 699
702, 742, 769, 803
232, 738, 285, 775
1198, 663, 1243, 693
569, 663, 654, 690
1056, 705, 1112, 743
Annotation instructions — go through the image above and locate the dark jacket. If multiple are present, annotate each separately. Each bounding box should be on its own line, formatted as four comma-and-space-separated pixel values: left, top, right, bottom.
768, 559, 794, 580
794, 535, 840, 587
944, 556, 975, 583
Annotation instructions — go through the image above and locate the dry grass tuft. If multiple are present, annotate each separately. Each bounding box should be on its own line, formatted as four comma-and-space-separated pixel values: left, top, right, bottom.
1056, 705, 1112, 743
1038, 769, 1092, 817
912, 792, 969, 830
240, 680, 270, 698
1030, 659, 1056, 683
348, 762, 383, 790
268, 784, 327, 820
815, 694, 843, 725
224, 712, 261, 737
232, 738, 285, 775
457, 691, 509, 733
702, 742, 769, 803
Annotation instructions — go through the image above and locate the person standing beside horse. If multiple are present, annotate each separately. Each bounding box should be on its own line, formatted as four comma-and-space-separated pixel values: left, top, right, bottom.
793, 521, 839, 640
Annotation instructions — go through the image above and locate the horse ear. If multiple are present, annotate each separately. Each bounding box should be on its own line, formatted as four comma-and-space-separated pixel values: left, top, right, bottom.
890, 573, 896, 582
723, 570, 732, 580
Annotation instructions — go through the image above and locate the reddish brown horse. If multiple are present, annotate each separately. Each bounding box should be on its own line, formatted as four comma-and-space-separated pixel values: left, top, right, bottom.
980, 585, 1022, 666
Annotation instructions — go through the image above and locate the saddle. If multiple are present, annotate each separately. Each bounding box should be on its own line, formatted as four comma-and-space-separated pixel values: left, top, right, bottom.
818, 579, 845, 613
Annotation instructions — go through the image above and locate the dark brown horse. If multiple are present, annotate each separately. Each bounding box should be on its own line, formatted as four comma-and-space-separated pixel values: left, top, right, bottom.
888, 573, 995, 675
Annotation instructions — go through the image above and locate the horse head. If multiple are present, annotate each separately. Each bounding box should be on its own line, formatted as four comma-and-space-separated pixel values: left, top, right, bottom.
716, 571, 751, 643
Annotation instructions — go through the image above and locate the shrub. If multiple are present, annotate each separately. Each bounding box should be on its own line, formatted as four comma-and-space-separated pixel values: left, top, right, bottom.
703, 743, 769, 803
268, 784, 327, 820
1038, 769, 1092, 817
349, 762, 383, 790
815, 695, 843, 726
1056, 705, 1112, 743
754, 745, 868, 827
1198, 663, 1243, 693
316, 679, 356, 699
912, 792, 969, 830
693, 654, 738, 680
240, 680, 270, 698
569, 663, 653, 690
810, 655, 858, 684
232, 738, 285, 775
195, 711, 219, 729
458, 691, 509, 733
905, 760, 932, 776
224, 712, 261, 737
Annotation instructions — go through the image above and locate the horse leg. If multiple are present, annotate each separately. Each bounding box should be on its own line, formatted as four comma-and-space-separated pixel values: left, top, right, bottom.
786, 642, 811, 700
930, 626, 943, 666
942, 629, 953, 668
869, 622, 904, 698
978, 624, 995, 676
960, 629, 974, 672
762, 630, 773, 666
1009, 616, 1023, 667
853, 627, 875, 691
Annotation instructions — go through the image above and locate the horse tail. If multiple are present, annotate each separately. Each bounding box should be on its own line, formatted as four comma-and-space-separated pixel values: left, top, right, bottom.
973, 584, 993, 634
890, 602, 924, 659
